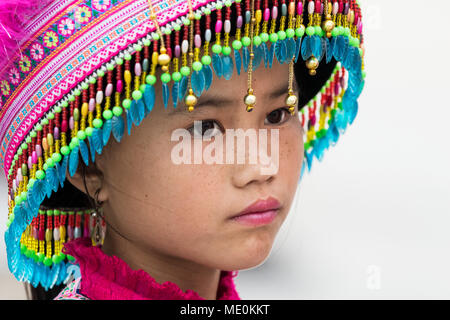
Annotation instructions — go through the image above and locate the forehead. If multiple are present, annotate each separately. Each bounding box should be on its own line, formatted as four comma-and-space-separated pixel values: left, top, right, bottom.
165, 58, 296, 116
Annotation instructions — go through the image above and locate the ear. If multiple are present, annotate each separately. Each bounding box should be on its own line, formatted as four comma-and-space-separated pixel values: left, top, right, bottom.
65, 161, 108, 204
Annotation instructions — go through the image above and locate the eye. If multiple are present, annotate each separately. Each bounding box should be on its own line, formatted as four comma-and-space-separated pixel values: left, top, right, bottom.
264, 107, 291, 125
187, 120, 223, 139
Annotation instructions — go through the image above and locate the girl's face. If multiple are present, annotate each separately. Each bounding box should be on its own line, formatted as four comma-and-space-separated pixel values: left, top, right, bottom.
77, 60, 304, 272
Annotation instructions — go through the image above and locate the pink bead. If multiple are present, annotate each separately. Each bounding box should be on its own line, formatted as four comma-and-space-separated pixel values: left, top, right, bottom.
61, 120, 68, 133
315, 0, 321, 13
272, 6, 278, 19
194, 34, 201, 48
175, 45, 181, 58
236, 16, 243, 28
54, 127, 60, 140
32, 151, 37, 164
215, 20, 222, 33
297, 2, 303, 15
357, 21, 363, 34
28, 156, 32, 169
89, 98, 96, 111
69, 116, 74, 130
35, 145, 42, 158
105, 84, 113, 98
308, 1, 315, 15
264, 8, 270, 21
135, 63, 142, 77
116, 80, 123, 93
339, 1, 343, 13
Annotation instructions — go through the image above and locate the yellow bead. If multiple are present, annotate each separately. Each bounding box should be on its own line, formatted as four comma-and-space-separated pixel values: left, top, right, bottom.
81, 102, 89, 117
46, 133, 54, 147
124, 70, 132, 84
152, 52, 159, 65
60, 226, 66, 241
42, 138, 48, 152
45, 229, 52, 242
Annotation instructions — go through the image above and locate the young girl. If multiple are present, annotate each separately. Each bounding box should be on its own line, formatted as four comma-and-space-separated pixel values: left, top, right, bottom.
0, 0, 365, 300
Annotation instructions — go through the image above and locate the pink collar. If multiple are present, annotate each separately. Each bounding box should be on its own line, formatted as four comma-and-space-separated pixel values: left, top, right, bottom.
63, 238, 241, 300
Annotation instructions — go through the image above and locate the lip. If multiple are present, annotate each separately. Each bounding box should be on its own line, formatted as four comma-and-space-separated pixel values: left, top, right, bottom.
230, 197, 281, 226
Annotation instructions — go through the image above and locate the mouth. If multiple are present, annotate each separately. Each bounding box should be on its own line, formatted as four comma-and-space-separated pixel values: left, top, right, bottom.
230, 196, 281, 223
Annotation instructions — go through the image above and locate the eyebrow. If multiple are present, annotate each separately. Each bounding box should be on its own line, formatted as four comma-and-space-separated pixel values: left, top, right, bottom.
168, 80, 299, 116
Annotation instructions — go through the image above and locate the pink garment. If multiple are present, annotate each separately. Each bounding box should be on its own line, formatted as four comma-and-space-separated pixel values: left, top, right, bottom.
59, 237, 241, 300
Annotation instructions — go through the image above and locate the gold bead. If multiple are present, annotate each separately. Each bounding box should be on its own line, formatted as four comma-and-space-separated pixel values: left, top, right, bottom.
246, 105, 254, 112
289, 106, 295, 115
188, 13, 195, 20
160, 47, 167, 54
162, 66, 168, 72
323, 19, 335, 34
306, 56, 319, 76
244, 93, 256, 107
185, 91, 197, 110
285, 94, 298, 107
158, 53, 171, 66
149, 13, 156, 19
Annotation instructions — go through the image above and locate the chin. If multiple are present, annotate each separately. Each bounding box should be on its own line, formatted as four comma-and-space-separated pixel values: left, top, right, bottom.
218, 233, 275, 271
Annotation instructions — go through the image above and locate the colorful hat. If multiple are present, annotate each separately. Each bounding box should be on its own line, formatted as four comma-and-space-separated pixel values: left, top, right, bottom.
0, 0, 365, 290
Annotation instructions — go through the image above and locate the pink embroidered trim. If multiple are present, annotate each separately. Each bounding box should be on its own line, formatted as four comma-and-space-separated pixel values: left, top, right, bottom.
54, 277, 90, 300
62, 238, 241, 300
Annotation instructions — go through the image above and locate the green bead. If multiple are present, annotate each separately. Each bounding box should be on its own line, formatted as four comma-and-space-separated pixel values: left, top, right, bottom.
74, 88, 81, 96
103, 109, 113, 120
253, 35, 262, 46
43, 163, 48, 171
71, 137, 79, 147
61, 146, 70, 156
122, 99, 132, 110
194, 13, 202, 20
124, 52, 132, 60
277, 30, 286, 41
93, 118, 103, 128
224, 0, 232, 6
338, 26, 345, 36
183, 18, 190, 26
193, 61, 203, 71
222, 46, 232, 56
241, 36, 251, 47
47, 112, 55, 120
232, 40, 242, 50
201, 55, 212, 66
37, 252, 45, 263
152, 33, 160, 40
85, 126, 93, 136
260, 32, 269, 42
212, 43, 222, 53
286, 28, 295, 38
172, 71, 182, 82
43, 257, 53, 267
344, 27, 351, 37
161, 72, 171, 83
146, 74, 156, 85
36, 170, 45, 180
52, 254, 60, 264
68, 95, 75, 102
67, 254, 75, 262
180, 66, 190, 76
46, 158, 54, 168
52, 152, 62, 163
20, 243, 26, 254
269, 33, 278, 43
295, 26, 305, 37
306, 26, 315, 36
36, 124, 43, 131
314, 25, 323, 37
204, 8, 211, 15
30, 131, 37, 138
173, 24, 181, 31
132, 90, 143, 100
77, 130, 86, 140
41, 118, 49, 125
140, 84, 146, 92
112, 106, 123, 117
331, 27, 339, 37
55, 106, 62, 113
116, 57, 124, 65
25, 248, 34, 258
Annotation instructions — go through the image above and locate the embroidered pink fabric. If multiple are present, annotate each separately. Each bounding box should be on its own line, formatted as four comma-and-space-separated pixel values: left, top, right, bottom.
60, 237, 241, 300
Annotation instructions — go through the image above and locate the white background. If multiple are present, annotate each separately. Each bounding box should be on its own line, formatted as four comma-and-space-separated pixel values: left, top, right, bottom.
1, 0, 450, 299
